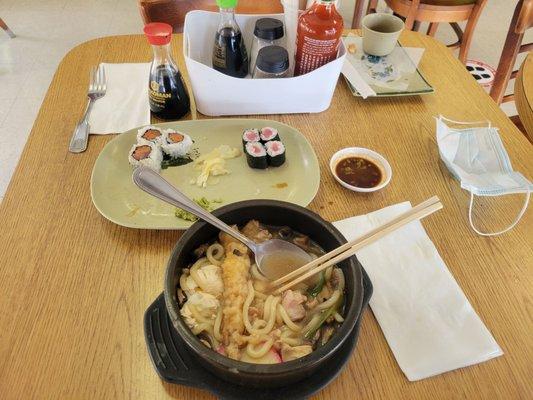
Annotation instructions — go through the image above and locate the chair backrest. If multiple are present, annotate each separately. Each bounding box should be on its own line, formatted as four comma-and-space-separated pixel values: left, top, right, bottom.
139, 0, 286, 33
516, 0, 533, 33
490, 0, 533, 105
383, 0, 483, 28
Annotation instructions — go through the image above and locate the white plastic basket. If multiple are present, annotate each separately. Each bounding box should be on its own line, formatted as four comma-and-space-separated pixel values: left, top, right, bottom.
183, 10, 346, 116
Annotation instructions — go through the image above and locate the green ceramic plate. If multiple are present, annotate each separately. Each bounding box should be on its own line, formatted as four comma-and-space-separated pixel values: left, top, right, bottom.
91, 119, 320, 230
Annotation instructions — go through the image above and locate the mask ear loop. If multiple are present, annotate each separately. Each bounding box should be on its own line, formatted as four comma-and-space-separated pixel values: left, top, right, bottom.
438, 115, 491, 129
468, 190, 530, 236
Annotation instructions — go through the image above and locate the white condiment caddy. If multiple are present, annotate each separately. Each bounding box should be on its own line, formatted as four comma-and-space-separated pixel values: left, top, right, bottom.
183, 10, 347, 116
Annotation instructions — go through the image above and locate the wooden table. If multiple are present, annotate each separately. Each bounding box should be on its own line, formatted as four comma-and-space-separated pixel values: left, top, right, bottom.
516, 52, 533, 141
0, 31, 532, 399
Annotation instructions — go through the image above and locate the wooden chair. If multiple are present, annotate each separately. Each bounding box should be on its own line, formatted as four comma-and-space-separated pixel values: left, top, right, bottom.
515, 54, 533, 142
0, 17, 16, 38
489, 0, 533, 105
514, 52, 533, 143
138, 0, 292, 33
363, 0, 487, 63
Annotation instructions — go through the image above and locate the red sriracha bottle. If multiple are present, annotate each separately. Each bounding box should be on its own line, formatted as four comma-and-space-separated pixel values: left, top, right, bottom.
294, 0, 344, 76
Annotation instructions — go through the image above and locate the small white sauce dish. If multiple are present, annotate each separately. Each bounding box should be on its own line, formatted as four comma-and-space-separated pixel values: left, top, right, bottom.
329, 147, 392, 192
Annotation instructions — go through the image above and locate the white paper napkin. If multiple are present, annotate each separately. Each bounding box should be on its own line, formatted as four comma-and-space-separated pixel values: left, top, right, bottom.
341, 55, 376, 98
333, 202, 503, 381
89, 63, 151, 134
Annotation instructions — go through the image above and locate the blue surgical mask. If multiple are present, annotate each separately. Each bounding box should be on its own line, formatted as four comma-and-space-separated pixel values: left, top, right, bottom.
436, 116, 531, 236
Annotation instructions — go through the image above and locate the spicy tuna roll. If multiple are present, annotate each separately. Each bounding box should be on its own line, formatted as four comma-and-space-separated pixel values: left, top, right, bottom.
137, 125, 163, 144
161, 129, 192, 158
128, 141, 162, 171
242, 128, 260, 148
265, 140, 286, 167
260, 127, 280, 143
245, 142, 268, 169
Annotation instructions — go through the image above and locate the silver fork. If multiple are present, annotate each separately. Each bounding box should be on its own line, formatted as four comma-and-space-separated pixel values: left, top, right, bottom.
69, 65, 107, 153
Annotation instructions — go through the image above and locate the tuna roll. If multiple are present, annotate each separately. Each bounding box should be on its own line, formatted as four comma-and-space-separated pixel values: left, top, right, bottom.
244, 142, 268, 169
259, 127, 280, 143
265, 140, 285, 167
242, 129, 260, 148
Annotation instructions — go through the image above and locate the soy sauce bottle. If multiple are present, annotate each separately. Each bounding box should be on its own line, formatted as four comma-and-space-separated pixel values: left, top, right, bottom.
212, 0, 248, 78
144, 22, 190, 120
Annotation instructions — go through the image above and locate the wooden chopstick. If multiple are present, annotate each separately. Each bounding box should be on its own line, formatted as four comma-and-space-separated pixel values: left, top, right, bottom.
271, 196, 441, 288
272, 197, 443, 295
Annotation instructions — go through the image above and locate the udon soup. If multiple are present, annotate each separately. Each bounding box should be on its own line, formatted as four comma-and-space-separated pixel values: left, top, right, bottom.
177, 220, 345, 364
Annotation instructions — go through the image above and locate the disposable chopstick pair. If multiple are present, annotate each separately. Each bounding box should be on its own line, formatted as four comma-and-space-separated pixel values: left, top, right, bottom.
271, 196, 443, 295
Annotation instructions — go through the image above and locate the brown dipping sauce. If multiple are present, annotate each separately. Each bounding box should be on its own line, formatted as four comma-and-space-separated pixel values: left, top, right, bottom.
335, 156, 382, 188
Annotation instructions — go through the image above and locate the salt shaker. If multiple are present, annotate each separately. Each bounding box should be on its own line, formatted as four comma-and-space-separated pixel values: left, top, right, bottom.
250, 18, 285, 74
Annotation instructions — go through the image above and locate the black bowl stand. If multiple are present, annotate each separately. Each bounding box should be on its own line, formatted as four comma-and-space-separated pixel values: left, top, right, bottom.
144, 268, 373, 400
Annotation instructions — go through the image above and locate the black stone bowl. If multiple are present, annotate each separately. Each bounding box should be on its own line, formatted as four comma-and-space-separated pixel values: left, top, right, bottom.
163, 200, 364, 388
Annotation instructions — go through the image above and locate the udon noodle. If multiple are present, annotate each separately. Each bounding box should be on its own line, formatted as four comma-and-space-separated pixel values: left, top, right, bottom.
178, 220, 345, 364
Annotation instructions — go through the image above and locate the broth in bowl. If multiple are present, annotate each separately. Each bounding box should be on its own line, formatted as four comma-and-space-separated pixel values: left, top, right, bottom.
177, 220, 345, 364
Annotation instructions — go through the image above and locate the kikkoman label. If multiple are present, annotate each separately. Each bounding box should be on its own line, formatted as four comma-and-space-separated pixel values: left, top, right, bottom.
149, 80, 172, 110
149, 80, 172, 105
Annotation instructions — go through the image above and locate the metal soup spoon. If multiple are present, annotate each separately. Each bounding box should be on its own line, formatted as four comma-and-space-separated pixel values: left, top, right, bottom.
132, 166, 311, 280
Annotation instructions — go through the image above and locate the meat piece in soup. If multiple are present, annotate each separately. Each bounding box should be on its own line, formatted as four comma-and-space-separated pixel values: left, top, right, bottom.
178, 220, 345, 363
281, 290, 306, 322
242, 219, 272, 243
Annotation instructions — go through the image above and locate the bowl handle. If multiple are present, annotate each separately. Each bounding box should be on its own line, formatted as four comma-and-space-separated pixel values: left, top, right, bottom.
144, 293, 207, 388
361, 267, 373, 309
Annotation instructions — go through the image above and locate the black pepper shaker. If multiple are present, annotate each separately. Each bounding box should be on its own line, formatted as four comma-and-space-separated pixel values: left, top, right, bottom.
252, 46, 289, 79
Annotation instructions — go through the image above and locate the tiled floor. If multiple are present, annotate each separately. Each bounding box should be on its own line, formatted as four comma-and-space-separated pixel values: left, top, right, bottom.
0, 0, 142, 200
0, 0, 531, 201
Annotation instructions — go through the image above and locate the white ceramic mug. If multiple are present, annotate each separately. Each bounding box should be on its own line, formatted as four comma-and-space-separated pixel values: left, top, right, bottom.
362, 13, 404, 56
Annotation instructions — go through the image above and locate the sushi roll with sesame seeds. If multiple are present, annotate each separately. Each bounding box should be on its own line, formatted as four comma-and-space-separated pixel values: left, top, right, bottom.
259, 127, 280, 143
161, 129, 193, 158
242, 128, 261, 149
244, 142, 268, 169
137, 125, 163, 144
265, 140, 286, 167
128, 141, 162, 171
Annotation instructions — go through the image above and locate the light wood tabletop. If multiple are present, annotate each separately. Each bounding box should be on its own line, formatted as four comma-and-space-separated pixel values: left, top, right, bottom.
0, 31, 532, 400
516, 52, 533, 141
